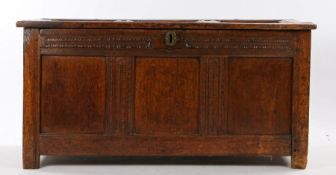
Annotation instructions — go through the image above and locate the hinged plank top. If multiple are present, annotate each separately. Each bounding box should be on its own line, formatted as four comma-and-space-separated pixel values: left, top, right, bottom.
17, 19, 316, 30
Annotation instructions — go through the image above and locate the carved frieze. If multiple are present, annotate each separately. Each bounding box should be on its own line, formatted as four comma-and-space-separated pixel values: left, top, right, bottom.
183, 37, 292, 50
41, 35, 152, 49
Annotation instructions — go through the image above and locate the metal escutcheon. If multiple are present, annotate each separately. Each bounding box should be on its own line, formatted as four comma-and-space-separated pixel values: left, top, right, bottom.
165, 31, 177, 47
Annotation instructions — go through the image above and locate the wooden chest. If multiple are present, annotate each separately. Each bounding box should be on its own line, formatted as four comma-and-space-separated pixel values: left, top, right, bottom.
17, 19, 316, 169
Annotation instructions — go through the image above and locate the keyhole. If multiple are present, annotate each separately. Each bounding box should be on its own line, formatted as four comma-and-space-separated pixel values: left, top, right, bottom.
165, 31, 176, 46
169, 34, 173, 44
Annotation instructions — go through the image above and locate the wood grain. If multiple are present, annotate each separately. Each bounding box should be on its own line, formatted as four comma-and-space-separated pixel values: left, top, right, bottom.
291, 31, 311, 169
23, 29, 40, 169
108, 57, 135, 135
200, 57, 228, 135
41, 56, 106, 134
135, 57, 199, 136
16, 19, 317, 30
39, 135, 291, 156
228, 58, 292, 134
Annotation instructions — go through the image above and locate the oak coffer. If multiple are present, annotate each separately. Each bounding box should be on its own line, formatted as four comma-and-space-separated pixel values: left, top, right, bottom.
17, 19, 316, 169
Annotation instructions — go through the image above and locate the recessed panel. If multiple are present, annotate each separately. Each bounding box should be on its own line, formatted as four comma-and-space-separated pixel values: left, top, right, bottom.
41, 56, 106, 133
228, 58, 292, 134
135, 57, 199, 136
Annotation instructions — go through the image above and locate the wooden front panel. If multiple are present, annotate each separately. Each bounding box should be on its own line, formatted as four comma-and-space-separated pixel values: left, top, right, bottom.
135, 57, 199, 136
41, 56, 106, 134
228, 58, 292, 134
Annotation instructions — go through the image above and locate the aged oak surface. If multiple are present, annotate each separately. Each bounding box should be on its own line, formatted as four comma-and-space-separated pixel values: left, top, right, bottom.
17, 19, 316, 169
41, 56, 106, 134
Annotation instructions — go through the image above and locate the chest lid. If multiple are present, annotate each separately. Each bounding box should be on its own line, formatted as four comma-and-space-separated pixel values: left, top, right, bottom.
17, 19, 316, 30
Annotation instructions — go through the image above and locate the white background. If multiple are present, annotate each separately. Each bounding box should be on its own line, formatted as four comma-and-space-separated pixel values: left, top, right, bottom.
0, 0, 335, 174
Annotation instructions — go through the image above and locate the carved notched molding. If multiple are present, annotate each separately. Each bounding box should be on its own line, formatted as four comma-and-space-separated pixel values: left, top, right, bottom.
41, 35, 153, 49
183, 37, 292, 50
